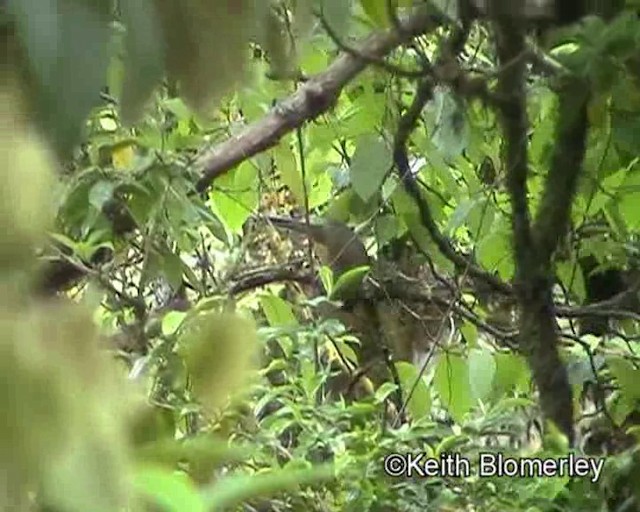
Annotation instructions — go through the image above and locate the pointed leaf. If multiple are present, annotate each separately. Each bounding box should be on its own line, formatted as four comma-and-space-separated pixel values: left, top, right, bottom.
349, 134, 392, 202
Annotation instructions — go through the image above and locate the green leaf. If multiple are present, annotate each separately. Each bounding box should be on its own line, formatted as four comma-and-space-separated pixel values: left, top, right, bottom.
446, 197, 479, 236
300, 358, 322, 399
556, 260, 586, 303
162, 311, 187, 337
360, 0, 417, 26
163, 97, 192, 120
178, 313, 258, 410
340, 93, 384, 138
467, 348, 496, 402
309, 172, 334, 209
434, 353, 473, 423
260, 295, 298, 328
210, 161, 259, 233
318, 266, 334, 296
617, 160, 640, 230
585, 167, 627, 216
609, 392, 636, 426
435, 434, 470, 456
374, 215, 403, 248
75, 239, 113, 264
133, 465, 205, 512
349, 134, 392, 203
459, 322, 478, 347
50, 232, 79, 254
276, 143, 304, 205
607, 356, 640, 402
612, 110, 640, 154
395, 361, 431, 418
8, 0, 111, 156
160, 251, 184, 292
360, 0, 388, 26
330, 265, 370, 300
202, 465, 334, 510
328, 338, 359, 366
466, 197, 496, 242
542, 422, 570, 454
477, 222, 514, 280
119, 0, 165, 124
493, 352, 531, 396
88, 181, 115, 211
320, 0, 351, 39
374, 382, 399, 403
432, 90, 469, 160
529, 94, 558, 168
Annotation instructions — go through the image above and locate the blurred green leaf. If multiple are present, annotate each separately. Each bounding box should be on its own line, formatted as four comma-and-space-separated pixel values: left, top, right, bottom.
202, 464, 335, 510
8, 0, 111, 156
162, 311, 188, 337
119, 0, 165, 125
88, 180, 115, 211
134, 465, 205, 512
320, 0, 351, 39
467, 348, 496, 403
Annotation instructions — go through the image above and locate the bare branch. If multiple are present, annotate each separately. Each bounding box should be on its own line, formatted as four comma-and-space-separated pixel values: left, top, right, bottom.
195, 6, 442, 193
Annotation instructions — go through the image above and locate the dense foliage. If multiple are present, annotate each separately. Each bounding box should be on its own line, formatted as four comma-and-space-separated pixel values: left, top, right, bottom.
3, 0, 640, 510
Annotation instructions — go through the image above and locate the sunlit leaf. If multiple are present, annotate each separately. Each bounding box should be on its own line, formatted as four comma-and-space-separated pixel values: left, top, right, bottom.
349, 134, 392, 202
260, 294, 298, 328
111, 141, 136, 170
210, 161, 259, 233
309, 172, 334, 209
434, 353, 473, 422
202, 465, 334, 510
134, 465, 205, 512
395, 361, 431, 418
330, 265, 370, 300
493, 353, 531, 396
467, 348, 496, 402
607, 356, 640, 402
276, 143, 304, 204
162, 311, 188, 337
374, 381, 399, 403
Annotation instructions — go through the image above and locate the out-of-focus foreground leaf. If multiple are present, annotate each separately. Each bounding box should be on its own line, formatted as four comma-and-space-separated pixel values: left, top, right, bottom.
0, 69, 137, 512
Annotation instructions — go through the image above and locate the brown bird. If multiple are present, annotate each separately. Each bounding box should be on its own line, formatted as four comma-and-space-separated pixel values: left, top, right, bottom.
266, 215, 369, 279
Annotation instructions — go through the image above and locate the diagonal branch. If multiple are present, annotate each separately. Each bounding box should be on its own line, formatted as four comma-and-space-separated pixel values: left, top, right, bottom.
195, 6, 441, 193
